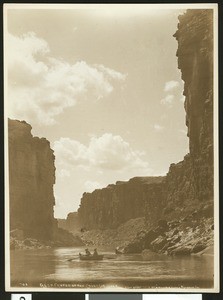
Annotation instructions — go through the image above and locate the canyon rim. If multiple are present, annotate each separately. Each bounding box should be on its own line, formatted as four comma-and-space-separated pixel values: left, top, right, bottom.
4, 4, 219, 293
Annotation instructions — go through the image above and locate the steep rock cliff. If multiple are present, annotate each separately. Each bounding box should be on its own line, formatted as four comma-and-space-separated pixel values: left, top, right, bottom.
78, 177, 164, 229
8, 119, 83, 246
9, 119, 57, 240
145, 9, 214, 223
174, 9, 213, 203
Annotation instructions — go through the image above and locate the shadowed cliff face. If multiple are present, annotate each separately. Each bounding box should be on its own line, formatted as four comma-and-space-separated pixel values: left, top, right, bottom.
174, 9, 213, 203
77, 9, 214, 232
9, 119, 57, 240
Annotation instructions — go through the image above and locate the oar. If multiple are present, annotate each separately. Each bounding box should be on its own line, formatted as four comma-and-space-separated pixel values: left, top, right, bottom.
67, 254, 80, 262
67, 258, 75, 262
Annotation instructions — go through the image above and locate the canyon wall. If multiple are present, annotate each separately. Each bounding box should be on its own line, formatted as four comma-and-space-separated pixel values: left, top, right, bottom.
162, 9, 214, 216
174, 9, 213, 203
8, 119, 57, 240
77, 9, 214, 232
58, 212, 82, 233
78, 177, 164, 229
8, 119, 83, 247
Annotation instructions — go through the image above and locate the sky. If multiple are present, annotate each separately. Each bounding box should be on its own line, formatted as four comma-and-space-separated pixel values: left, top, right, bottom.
5, 5, 189, 219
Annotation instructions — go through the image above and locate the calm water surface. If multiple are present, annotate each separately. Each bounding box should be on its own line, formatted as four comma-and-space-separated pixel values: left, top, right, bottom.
11, 247, 214, 289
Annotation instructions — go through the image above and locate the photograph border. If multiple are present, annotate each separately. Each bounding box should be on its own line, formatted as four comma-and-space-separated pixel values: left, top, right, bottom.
3, 2, 220, 293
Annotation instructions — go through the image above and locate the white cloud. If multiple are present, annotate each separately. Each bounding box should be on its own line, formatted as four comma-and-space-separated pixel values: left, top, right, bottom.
7, 32, 126, 126
53, 133, 151, 174
161, 94, 174, 105
88, 134, 149, 170
53, 138, 89, 168
95, 64, 127, 81
164, 80, 179, 92
153, 124, 164, 132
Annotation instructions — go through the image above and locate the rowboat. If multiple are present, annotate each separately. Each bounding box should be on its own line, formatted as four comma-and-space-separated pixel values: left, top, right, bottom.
79, 253, 104, 261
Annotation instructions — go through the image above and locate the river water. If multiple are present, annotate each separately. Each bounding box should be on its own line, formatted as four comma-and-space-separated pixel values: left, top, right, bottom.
10, 247, 214, 290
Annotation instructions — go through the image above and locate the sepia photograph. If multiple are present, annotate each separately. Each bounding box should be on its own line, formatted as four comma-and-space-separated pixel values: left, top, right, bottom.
4, 3, 219, 292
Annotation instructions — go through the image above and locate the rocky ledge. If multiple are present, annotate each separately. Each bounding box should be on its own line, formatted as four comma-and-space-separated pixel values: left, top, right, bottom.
10, 228, 84, 250
123, 201, 213, 256
79, 201, 213, 257
81, 217, 147, 247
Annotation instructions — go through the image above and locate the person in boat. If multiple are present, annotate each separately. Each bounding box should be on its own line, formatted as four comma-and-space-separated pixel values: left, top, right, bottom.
85, 248, 91, 256
93, 248, 98, 257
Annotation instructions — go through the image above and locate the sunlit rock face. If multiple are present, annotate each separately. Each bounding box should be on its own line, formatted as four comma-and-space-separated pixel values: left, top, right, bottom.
8, 119, 57, 240
8, 119, 84, 247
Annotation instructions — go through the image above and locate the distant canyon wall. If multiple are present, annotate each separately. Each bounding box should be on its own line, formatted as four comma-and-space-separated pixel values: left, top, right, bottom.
78, 177, 164, 229
58, 212, 82, 233
77, 9, 214, 231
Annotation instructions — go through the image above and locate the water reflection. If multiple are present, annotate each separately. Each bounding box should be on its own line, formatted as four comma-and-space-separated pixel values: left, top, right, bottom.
11, 248, 56, 284
10, 247, 214, 288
